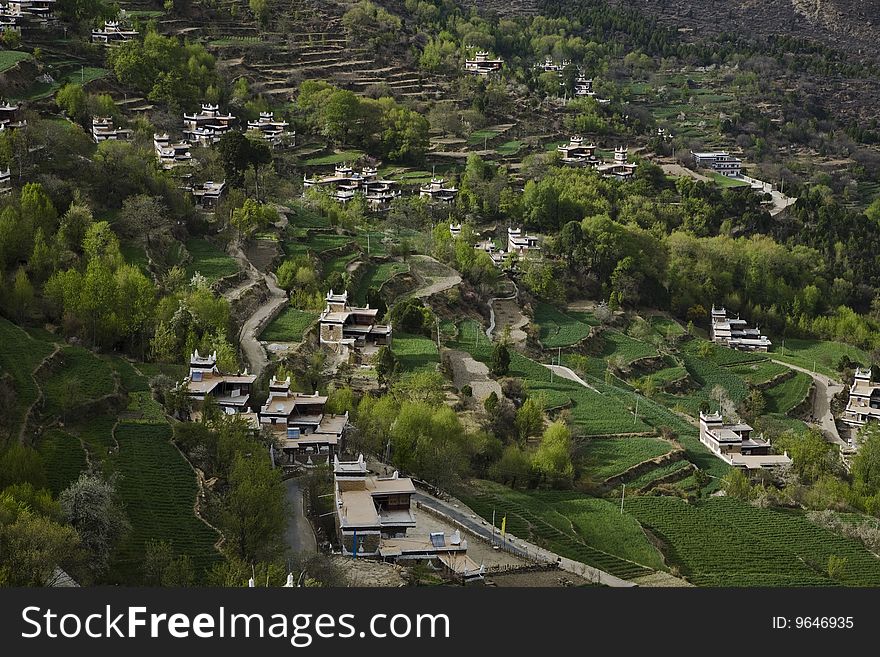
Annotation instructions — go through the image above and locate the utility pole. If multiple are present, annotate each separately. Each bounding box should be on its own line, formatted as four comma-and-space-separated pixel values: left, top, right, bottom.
436, 317, 441, 353
620, 483, 626, 514
633, 396, 639, 424
558, 346, 562, 366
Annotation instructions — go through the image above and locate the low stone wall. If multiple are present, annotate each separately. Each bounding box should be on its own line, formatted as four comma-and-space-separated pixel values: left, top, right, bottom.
601, 444, 687, 491
754, 368, 796, 391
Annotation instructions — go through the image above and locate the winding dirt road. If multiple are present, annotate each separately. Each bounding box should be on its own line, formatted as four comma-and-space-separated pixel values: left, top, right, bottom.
771, 360, 845, 446
228, 243, 288, 377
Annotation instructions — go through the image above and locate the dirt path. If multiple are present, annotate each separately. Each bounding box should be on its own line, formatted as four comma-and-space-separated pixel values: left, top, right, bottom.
406, 255, 461, 299
771, 360, 845, 446
487, 280, 528, 347
228, 242, 288, 377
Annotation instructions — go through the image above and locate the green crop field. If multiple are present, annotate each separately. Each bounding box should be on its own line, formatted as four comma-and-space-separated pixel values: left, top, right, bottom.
771, 339, 869, 379
577, 437, 674, 481
627, 496, 880, 586
393, 332, 439, 373
467, 129, 501, 145
108, 422, 221, 584
38, 428, 87, 495
353, 261, 410, 304
601, 329, 658, 363
450, 320, 653, 435
323, 252, 358, 276
727, 360, 789, 385
649, 316, 685, 338
622, 459, 693, 491
0, 51, 30, 72
459, 481, 662, 578
185, 239, 239, 282
40, 346, 116, 418
303, 150, 365, 166
120, 243, 150, 274
763, 371, 812, 414
261, 308, 319, 342
495, 140, 523, 155
0, 318, 55, 441
534, 303, 598, 348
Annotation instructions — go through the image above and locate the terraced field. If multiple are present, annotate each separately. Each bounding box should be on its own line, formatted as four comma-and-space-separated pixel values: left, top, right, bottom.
352, 261, 411, 304
185, 238, 239, 282
771, 338, 870, 379
108, 422, 221, 583
459, 481, 661, 579
38, 428, 87, 495
627, 497, 880, 586
534, 303, 598, 348
763, 371, 812, 414
577, 437, 674, 481
0, 317, 55, 441
260, 308, 319, 342
392, 332, 439, 373
40, 346, 117, 418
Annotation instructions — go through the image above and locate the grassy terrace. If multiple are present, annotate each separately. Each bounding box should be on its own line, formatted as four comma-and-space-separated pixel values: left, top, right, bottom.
627, 496, 880, 586
534, 303, 598, 348
185, 238, 239, 282
352, 261, 410, 304
459, 480, 664, 578
303, 150, 365, 166
40, 346, 116, 419
260, 307, 319, 342
771, 338, 869, 379
393, 332, 439, 373
0, 50, 30, 72
0, 317, 55, 441
577, 437, 674, 481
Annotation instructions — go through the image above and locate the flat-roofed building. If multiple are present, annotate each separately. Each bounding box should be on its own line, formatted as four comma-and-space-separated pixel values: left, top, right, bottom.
91, 116, 133, 143
154, 133, 193, 170
304, 164, 400, 212
507, 226, 539, 256
189, 180, 226, 211
419, 177, 458, 203
699, 411, 791, 471
91, 20, 138, 44
318, 289, 392, 349
183, 103, 235, 145
596, 146, 637, 180
0, 100, 25, 131
0, 167, 11, 195
573, 73, 594, 97
183, 350, 256, 417
710, 306, 771, 352
557, 135, 601, 167
246, 111, 293, 148
842, 368, 880, 432
691, 150, 743, 178
464, 50, 502, 76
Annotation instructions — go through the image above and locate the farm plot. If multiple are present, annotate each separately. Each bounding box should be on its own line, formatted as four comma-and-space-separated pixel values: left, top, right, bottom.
38, 428, 87, 496
649, 316, 684, 338
0, 318, 54, 440
657, 351, 750, 418
600, 329, 658, 364
459, 481, 660, 579
0, 51, 30, 72
108, 422, 220, 584
185, 239, 239, 282
626, 496, 880, 586
392, 333, 439, 373
352, 261, 410, 304
450, 320, 653, 435
771, 339, 870, 379
763, 371, 812, 414
622, 459, 693, 491
40, 346, 117, 418
577, 437, 674, 481
534, 302, 597, 348
261, 308, 319, 342
727, 360, 789, 385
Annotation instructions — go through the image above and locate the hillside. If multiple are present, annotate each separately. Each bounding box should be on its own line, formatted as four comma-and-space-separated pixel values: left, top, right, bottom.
607, 0, 880, 59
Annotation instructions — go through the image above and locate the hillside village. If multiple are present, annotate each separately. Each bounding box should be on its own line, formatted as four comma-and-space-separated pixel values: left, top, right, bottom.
3, 0, 880, 589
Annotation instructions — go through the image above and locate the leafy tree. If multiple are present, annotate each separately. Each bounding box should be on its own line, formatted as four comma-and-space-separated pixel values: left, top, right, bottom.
532, 421, 574, 487
489, 445, 532, 489
0, 445, 47, 489
375, 346, 399, 387
9, 268, 34, 322
515, 396, 544, 442
853, 423, 880, 496
491, 341, 510, 376
221, 454, 286, 562
59, 473, 130, 575
55, 83, 89, 125
721, 468, 753, 500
